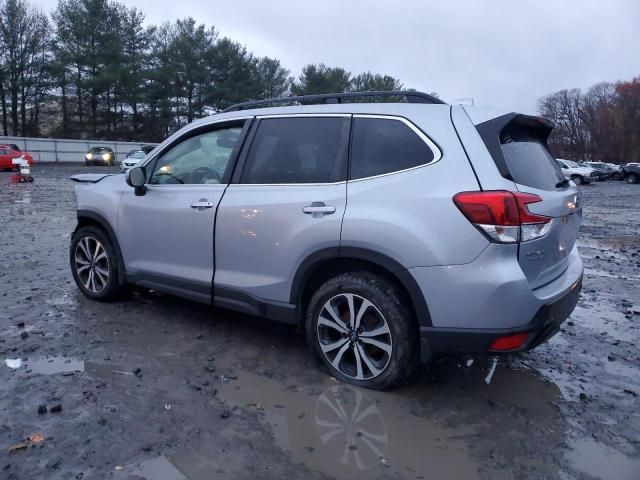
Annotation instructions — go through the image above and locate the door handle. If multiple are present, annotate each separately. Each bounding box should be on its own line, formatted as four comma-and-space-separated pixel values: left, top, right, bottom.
303, 202, 336, 217
190, 200, 215, 210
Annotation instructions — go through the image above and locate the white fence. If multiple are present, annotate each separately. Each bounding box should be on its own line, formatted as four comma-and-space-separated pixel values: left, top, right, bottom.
0, 136, 158, 163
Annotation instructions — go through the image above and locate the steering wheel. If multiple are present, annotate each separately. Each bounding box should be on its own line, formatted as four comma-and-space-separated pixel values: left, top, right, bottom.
191, 166, 222, 184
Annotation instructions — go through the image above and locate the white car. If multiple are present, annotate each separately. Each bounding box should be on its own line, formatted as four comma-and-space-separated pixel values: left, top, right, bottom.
120, 150, 147, 173
556, 159, 595, 185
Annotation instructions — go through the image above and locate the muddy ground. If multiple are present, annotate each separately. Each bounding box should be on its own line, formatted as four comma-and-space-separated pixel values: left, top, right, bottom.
0, 164, 638, 480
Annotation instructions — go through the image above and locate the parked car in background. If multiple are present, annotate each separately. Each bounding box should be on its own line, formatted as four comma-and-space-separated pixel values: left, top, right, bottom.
583, 162, 619, 180
85, 146, 115, 166
556, 159, 595, 185
0, 144, 34, 170
120, 150, 146, 173
621, 163, 640, 184
69, 91, 584, 390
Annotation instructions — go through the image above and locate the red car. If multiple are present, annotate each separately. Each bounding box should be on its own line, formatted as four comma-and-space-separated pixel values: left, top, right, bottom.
0, 144, 34, 170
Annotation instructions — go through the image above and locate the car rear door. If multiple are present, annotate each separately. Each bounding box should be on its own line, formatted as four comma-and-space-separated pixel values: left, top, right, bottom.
214, 115, 350, 307
117, 119, 250, 302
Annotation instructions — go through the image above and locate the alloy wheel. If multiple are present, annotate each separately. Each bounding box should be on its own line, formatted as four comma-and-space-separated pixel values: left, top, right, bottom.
74, 236, 110, 293
317, 293, 392, 381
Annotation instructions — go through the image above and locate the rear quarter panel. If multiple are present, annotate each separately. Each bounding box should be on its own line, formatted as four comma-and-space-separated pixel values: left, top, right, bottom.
341, 107, 489, 268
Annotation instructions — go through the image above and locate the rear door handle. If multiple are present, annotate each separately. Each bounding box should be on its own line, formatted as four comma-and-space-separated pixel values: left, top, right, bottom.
303, 202, 336, 217
190, 200, 215, 210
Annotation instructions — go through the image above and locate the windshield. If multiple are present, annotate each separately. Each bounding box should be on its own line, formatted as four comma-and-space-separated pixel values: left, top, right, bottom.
564, 160, 579, 168
130, 152, 146, 159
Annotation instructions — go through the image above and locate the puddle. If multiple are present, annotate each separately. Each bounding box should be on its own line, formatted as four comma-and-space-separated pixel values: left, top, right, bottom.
117, 359, 564, 479
118, 456, 188, 480
212, 360, 559, 479
566, 437, 640, 480
26, 356, 84, 374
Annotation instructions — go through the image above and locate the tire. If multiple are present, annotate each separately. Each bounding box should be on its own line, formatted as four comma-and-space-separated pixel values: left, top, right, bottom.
626, 173, 639, 184
305, 272, 416, 390
571, 175, 583, 185
70, 226, 125, 302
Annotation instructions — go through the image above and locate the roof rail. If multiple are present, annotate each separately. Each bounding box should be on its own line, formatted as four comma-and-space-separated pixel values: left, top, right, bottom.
221, 90, 445, 113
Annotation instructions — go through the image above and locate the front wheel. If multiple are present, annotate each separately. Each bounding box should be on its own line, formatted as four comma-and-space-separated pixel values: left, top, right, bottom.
571, 175, 583, 185
70, 226, 125, 301
306, 272, 416, 390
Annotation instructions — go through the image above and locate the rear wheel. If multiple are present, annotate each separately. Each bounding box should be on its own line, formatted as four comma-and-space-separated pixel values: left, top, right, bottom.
306, 272, 416, 390
626, 173, 639, 184
70, 226, 125, 301
571, 175, 583, 185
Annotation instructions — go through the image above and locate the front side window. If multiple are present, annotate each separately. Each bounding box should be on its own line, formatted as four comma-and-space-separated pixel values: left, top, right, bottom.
150, 125, 243, 185
240, 117, 349, 184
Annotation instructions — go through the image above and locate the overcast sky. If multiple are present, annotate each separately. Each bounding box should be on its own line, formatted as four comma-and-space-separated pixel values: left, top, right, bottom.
39, 0, 639, 114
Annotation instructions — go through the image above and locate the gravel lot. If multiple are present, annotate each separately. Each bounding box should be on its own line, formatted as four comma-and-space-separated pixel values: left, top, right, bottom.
0, 164, 639, 480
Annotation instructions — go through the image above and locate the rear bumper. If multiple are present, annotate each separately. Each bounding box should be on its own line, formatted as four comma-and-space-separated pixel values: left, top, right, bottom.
419, 276, 581, 357
411, 243, 583, 361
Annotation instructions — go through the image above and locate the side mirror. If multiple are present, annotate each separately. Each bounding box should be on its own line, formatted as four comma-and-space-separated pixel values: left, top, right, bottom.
126, 166, 147, 196
562, 165, 568, 169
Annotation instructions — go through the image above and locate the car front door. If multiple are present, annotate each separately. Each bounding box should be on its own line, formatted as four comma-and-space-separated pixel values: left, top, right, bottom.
117, 119, 250, 302
214, 115, 350, 308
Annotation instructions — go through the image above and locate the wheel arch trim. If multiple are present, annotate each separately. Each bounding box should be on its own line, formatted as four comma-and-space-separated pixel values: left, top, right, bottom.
75, 209, 126, 285
291, 246, 432, 328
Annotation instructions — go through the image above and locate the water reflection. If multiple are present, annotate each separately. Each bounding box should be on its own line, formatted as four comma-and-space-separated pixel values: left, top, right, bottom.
121, 359, 569, 479
314, 386, 387, 471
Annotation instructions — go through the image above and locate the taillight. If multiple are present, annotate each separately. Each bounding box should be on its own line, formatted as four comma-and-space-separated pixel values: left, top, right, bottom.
453, 191, 551, 243
490, 332, 528, 351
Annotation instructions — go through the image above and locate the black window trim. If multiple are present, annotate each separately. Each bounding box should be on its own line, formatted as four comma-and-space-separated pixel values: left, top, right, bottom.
142, 117, 253, 185
348, 114, 443, 182
231, 113, 352, 186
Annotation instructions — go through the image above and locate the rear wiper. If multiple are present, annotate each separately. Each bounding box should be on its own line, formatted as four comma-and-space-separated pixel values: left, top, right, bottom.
555, 178, 570, 188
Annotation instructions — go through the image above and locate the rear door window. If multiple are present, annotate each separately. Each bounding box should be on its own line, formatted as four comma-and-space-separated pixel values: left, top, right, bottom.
240, 117, 349, 184
500, 130, 565, 190
349, 117, 436, 180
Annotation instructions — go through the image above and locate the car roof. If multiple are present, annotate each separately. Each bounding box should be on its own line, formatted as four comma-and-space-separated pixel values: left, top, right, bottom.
192, 102, 451, 126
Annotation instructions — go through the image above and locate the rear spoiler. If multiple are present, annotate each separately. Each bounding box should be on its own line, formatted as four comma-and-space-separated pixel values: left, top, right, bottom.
70, 173, 114, 183
475, 113, 555, 181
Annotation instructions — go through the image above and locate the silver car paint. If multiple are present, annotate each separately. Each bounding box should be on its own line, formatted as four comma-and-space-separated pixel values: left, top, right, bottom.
450, 105, 517, 190
410, 244, 583, 329
117, 184, 225, 286
215, 183, 346, 301
457, 105, 583, 290
75, 174, 125, 234
73, 102, 584, 336
341, 107, 489, 269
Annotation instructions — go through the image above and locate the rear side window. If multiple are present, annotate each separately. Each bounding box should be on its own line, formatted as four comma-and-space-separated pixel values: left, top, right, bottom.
241, 117, 349, 184
500, 130, 565, 190
350, 117, 435, 180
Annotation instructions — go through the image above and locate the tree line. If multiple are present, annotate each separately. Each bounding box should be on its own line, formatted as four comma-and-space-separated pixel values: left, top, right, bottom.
537, 77, 640, 164
0, 0, 406, 142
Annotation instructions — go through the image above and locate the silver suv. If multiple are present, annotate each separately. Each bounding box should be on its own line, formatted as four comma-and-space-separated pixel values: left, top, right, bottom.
70, 91, 583, 390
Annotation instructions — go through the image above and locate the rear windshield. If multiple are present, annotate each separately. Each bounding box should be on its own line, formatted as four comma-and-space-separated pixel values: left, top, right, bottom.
500, 130, 565, 190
